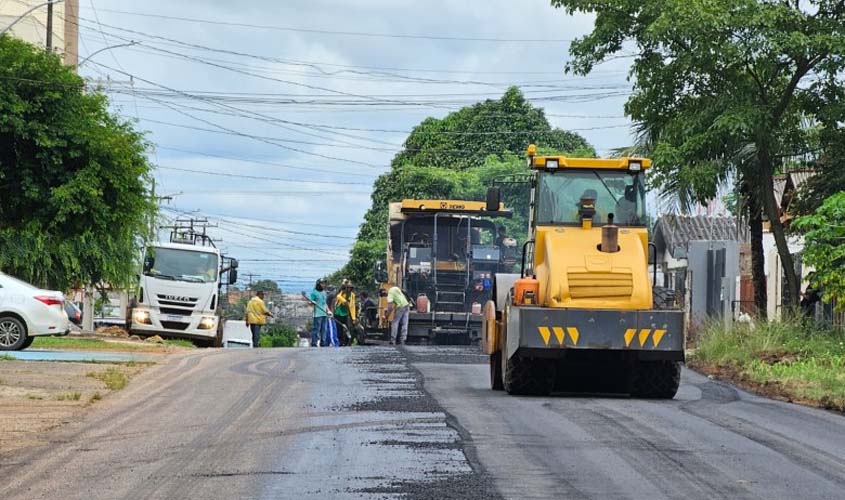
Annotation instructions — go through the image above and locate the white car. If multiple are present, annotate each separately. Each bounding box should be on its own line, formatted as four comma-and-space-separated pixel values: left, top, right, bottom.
0, 272, 70, 350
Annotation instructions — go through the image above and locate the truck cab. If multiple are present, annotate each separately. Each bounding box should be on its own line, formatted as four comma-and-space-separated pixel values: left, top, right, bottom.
129, 239, 237, 347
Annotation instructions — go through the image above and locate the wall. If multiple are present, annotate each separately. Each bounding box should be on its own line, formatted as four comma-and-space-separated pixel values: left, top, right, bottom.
764, 233, 806, 320
687, 240, 740, 330
0, 1, 65, 51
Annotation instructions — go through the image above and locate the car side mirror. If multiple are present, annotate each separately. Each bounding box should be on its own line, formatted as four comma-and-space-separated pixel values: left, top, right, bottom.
230, 258, 239, 270
143, 255, 154, 272
486, 186, 501, 212
229, 268, 238, 285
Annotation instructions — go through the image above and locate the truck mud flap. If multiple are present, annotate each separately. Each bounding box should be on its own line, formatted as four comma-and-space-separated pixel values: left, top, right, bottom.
506, 306, 684, 360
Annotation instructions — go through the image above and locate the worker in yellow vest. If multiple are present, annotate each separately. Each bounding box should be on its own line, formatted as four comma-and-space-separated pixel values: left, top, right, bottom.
246, 291, 273, 348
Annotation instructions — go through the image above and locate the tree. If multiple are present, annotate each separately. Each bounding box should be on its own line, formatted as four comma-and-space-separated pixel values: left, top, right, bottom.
0, 35, 156, 290
248, 279, 280, 294
224, 296, 249, 320
792, 193, 845, 310
552, 0, 845, 314
337, 87, 594, 289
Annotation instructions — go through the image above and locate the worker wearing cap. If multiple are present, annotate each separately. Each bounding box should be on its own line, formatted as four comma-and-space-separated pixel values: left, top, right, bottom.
309, 279, 330, 347
333, 279, 356, 346
245, 291, 273, 348
385, 285, 410, 345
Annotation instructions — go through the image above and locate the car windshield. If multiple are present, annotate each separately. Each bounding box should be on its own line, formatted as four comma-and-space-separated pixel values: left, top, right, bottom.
144, 247, 219, 283
535, 170, 646, 226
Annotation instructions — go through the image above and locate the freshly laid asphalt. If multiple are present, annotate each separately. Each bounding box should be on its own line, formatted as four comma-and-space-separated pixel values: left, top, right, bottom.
1, 345, 843, 499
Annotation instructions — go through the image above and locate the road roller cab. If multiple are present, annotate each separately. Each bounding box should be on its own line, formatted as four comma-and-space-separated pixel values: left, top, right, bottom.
482, 145, 685, 397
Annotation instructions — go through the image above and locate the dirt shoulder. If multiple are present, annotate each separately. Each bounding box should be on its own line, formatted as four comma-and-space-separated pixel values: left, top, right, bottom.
0, 353, 167, 454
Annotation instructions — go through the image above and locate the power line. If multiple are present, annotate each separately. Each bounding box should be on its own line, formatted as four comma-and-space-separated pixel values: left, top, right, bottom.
93, 8, 576, 43
88, 60, 388, 168
153, 165, 374, 186
154, 146, 381, 178
169, 208, 358, 230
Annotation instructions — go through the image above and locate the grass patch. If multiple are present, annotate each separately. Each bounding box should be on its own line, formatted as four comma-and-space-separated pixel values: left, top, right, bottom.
27, 394, 43, 400
258, 324, 299, 348
90, 392, 102, 403
691, 320, 845, 411
31, 337, 152, 351
56, 392, 82, 401
87, 368, 129, 391
0, 353, 13, 360
163, 339, 196, 348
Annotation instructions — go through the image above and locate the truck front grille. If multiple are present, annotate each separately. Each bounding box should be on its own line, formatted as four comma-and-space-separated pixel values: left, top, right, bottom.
160, 307, 192, 316
157, 295, 198, 307
160, 321, 190, 331
568, 272, 633, 299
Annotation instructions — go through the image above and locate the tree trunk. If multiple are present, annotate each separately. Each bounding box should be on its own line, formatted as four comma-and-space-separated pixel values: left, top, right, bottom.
758, 149, 800, 315
747, 191, 767, 319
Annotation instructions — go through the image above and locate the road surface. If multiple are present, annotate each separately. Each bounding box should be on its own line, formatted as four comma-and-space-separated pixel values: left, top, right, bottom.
1, 346, 844, 499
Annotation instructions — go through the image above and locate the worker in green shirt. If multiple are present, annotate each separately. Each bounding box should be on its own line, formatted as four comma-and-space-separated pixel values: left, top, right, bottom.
385, 286, 410, 345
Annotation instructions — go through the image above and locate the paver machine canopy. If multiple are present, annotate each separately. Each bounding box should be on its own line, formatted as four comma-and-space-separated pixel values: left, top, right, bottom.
365, 199, 513, 344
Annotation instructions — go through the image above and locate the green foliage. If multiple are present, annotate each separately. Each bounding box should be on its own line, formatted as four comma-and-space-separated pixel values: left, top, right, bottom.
249, 279, 280, 294
551, 0, 845, 308
259, 323, 299, 348
164, 339, 196, 348
87, 368, 129, 390
792, 157, 845, 216
0, 36, 156, 290
792, 193, 845, 310
693, 319, 845, 410
339, 87, 594, 289
224, 295, 249, 320
395, 87, 594, 171
56, 392, 82, 401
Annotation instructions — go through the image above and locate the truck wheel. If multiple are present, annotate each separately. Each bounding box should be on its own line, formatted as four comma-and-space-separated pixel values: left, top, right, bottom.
490, 351, 504, 390
631, 361, 681, 399
213, 322, 224, 348
503, 355, 555, 396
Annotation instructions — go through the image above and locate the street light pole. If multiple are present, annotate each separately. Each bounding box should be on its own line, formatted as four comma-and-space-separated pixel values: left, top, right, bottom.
0, 0, 64, 37
77, 41, 138, 67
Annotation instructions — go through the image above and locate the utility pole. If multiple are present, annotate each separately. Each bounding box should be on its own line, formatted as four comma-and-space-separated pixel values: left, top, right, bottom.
46, 1, 53, 51
63, 0, 78, 66
242, 273, 259, 288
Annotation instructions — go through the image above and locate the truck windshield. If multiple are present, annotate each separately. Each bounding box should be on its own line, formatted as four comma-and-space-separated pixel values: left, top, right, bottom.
535, 170, 646, 226
145, 247, 219, 284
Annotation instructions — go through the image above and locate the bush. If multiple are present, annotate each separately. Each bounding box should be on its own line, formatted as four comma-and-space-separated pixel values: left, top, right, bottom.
259, 324, 299, 348
692, 319, 845, 410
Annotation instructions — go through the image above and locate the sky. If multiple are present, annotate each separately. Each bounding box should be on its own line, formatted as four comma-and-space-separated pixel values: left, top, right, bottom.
70, 0, 639, 291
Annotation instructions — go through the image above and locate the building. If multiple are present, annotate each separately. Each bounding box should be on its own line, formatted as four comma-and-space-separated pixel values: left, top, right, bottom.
653, 215, 747, 332
0, 0, 78, 65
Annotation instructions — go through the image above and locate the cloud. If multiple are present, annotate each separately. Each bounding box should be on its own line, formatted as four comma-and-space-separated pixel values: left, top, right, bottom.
85, 0, 634, 288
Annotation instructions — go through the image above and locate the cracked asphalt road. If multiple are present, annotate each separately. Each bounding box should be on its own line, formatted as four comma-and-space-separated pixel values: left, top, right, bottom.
1, 346, 844, 499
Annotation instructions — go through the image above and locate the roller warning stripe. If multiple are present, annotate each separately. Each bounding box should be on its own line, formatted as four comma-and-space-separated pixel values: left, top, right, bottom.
623, 328, 667, 348
535, 326, 580, 346
535, 327, 669, 348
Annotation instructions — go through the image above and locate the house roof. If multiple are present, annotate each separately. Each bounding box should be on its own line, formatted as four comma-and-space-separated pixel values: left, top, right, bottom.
788, 170, 815, 190
653, 215, 747, 259
773, 175, 787, 207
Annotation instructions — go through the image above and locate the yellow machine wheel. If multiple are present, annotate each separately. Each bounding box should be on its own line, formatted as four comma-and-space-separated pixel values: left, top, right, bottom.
481, 301, 497, 354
